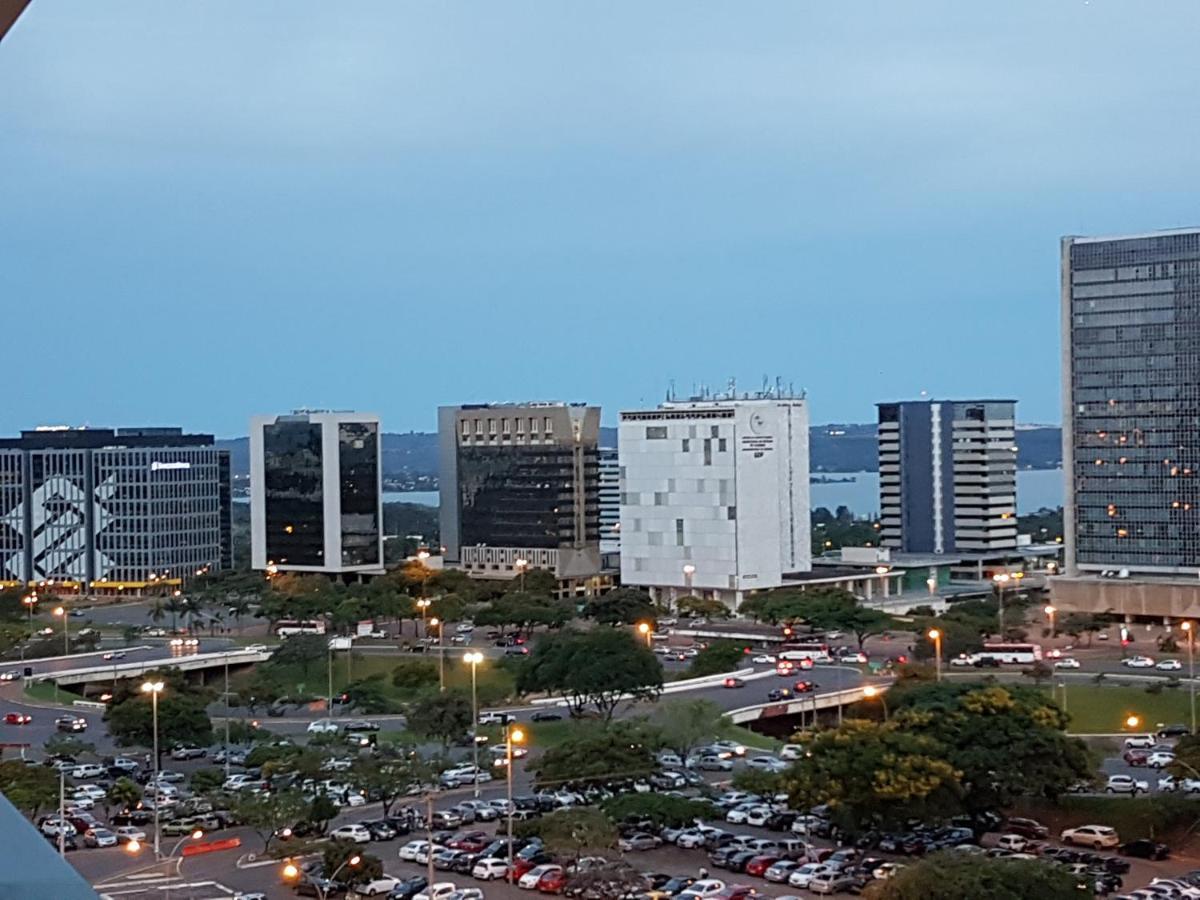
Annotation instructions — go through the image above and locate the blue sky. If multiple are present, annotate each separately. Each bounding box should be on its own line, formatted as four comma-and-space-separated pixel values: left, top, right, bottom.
4, 1, 1200, 436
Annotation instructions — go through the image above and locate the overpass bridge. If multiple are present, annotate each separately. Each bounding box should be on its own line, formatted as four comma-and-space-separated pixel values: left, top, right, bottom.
725, 683, 891, 726
36, 648, 272, 687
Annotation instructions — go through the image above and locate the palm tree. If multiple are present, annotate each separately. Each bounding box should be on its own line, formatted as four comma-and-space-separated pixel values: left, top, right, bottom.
164, 594, 187, 632
227, 597, 251, 631
148, 600, 166, 625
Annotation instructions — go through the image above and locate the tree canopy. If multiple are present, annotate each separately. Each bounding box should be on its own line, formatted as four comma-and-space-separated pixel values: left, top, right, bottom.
529, 722, 658, 788
602, 793, 716, 829
646, 698, 726, 762
0, 760, 58, 817
106, 669, 213, 756
529, 807, 617, 861
583, 588, 657, 626
516, 628, 662, 719
686, 640, 750, 677
474, 592, 573, 635
863, 852, 1086, 900
407, 691, 473, 747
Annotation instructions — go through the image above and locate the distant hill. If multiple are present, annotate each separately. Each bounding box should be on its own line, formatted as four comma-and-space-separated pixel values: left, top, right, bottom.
220, 424, 1062, 481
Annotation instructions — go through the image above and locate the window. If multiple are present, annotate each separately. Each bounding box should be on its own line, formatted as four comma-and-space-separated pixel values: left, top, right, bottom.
727, 506, 737, 520
703, 439, 712, 465
676, 519, 685, 546
682, 438, 690, 451
544, 417, 553, 433
460, 420, 470, 436
646, 426, 668, 440
488, 418, 496, 435
711, 426, 720, 438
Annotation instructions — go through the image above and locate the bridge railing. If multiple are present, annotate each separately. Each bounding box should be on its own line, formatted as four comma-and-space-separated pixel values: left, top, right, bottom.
725, 684, 890, 724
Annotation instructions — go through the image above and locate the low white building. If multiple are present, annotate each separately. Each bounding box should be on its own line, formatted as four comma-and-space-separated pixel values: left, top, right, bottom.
618, 391, 811, 609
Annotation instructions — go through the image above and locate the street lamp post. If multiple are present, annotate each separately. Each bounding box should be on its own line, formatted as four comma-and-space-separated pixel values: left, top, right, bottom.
464, 651, 484, 796
223, 655, 231, 781
284, 854, 360, 900
1184, 621, 1196, 735
53, 605, 68, 655
928, 628, 942, 682
506, 723, 525, 877
863, 685, 888, 721
20, 594, 36, 662
682, 564, 695, 595
430, 618, 444, 691
141, 680, 165, 858
636, 621, 652, 649
992, 573, 1010, 635
416, 598, 431, 639
1045, 605, 1057, 638
515, 558, 529, 592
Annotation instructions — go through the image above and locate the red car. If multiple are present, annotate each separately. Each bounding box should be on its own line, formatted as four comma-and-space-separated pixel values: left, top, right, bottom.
744, 854, 780, 877
713, 887, 760, 900
1123, 749, 1149, 766
537, 869, 568, 894
798, 658, 815, 670
793, 680, 817, 693
3, 712, 31, 725
724, 677, 746, 689
446, 831, 489, 851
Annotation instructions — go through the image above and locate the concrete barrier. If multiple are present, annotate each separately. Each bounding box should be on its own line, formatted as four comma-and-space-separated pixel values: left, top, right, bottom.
39, 648, 273, 686
725, 683, 892, 724
526, 666, 768, 708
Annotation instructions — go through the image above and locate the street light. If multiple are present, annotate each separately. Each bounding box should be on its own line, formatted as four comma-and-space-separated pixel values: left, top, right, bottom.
682, 564, 696, 594
862, 685, 889, 721
1184, 621, 1196, 735
20, 594, 36, 662
992, 573, 1010, 634
1125, 714, 1141, 731
506, 724, 526, 876
463, 651, 484, 797
515, 558, 529, 592
1044, 605, 1057, 637
416, 598, 431, 638
53, 605, 68, 655
636, 621, 653, 649
430, 617, 444, 691
927, 628, 942, 681
141, 680, 165, 857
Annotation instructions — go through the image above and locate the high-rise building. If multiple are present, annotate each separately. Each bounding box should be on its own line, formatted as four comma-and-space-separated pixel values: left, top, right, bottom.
619, 391, 810, 608
249, 411, 383, 575
0, 427, 231, 588
598, 446, 620, 553
437, 402, 606, 592
1054, 228, 1200, 617
877, 400, 1018, 555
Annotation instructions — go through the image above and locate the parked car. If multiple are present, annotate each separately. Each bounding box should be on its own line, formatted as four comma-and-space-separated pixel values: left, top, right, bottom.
328, 823, 371, 844
84, 827, 118, 847
1003, 817, 1048, 839
1147, 751, 1177, 768
1061, 825, 1120, 849
170, 745, 206, 760
1105, 774, 1149, 795
1119, 839, 1170, 860
1121, 656, 1155, 668
1054, 658, 1081, 669
1157, 659, 1183, 671
1123, 735, 1156, 750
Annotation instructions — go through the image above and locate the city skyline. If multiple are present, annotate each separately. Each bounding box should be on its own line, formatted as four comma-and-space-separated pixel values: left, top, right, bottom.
7, 2, 1200, 434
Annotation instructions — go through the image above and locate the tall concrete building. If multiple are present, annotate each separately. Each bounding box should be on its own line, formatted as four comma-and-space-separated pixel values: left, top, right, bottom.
619, 390, 811, 608
438, 402, 607, 594
598, 446, 621, 553
249, 411, 383, 576
1054, 228, 1200, 618
877, 400, 1018, 555
0, 427, 231, 589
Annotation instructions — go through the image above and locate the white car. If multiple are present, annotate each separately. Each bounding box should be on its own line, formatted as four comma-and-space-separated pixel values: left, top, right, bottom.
995, 833, 1029, 852
360, 876, 404, 896
329, 823, 371, 843
413, 884, 458, 900
1122, 656, 1155, 668
676, 880, 727, 899
478, 712, 515, 726
1158, 775, 1200, 793
949, 654, 976, 667
1061, 824, 1119, 849
1147, 751, 1177, 768
675, 828, 708, 849
788, 864, 831, 889
746, 755, 786, 772
518, 864, 562, 889
399, 840, 431, 862
114, 825, 146, 844
1123, 735, 1156, 750
472, 858, 510, 880
70, 763, 105, 779
1106, 774, 1149, 794
307, 719, 340, 734
752, 654, 777, 664
1157, 659, 1183, 671
1054, 657, 1081, 669
779, 744, 804, 761
73, 784, 108, 801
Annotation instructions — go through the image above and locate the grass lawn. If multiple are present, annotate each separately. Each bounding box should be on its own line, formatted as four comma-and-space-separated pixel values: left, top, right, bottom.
1011, 794, 1200, 848
717, 720, 779, 752
1052, 683, 1195, 733
24, 680, 68, 705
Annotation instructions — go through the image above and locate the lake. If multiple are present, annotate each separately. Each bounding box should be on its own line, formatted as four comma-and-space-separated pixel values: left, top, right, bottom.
384, 472, 1063, 518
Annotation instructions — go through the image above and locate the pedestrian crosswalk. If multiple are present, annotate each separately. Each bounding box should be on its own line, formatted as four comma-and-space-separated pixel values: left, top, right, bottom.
93, 872, 238, 899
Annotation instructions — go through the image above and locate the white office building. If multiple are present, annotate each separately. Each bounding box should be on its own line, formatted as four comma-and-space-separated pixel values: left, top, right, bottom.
618, 391, 811, 609
249, 410, 383, 576
598, 446, 620, 553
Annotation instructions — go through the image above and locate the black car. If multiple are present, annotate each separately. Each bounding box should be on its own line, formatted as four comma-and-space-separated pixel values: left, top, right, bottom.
708, 845, 741, 868
1090, 872, 1124, 895
973, 656, 1001, 668
1003, 817, 1049, 840
530, 710, 563, 722
725, 850, 757, 873
1119, 839, 1170, 860
767, 688, 793, 702
362, 819, 398, 841
1158, 724, 1190, 739
765, 811, 797, 831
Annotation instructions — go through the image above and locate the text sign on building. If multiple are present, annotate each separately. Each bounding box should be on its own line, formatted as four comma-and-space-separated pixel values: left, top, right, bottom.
739, 436, 775, 458
150, 461, 192, 472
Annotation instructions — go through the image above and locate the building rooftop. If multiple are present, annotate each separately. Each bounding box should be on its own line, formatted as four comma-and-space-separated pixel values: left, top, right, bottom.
0, 427, 213, 450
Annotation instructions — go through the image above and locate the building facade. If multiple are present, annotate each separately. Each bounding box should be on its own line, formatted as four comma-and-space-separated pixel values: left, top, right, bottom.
437, 403, 605, 591
619, 391, 811, 608
877, 400, 1018, 555
598, 446, 620, 553
0, 427, 231, 588
249, 411, 383, 575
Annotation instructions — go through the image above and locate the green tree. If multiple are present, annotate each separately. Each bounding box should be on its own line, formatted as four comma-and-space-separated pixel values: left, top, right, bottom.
732, 767, 786, 797
531, 807, 617, 863
346, 749, 422, 816
475, 592, 573, 636
601, 793, 715, 829
407, 691, 473, 748
106, 670, 213, 762
344, 674, 393, 714
44, 734, 96, 758
649, 698, 726, 762
890, 682, 1092, 816
188, 767, 227, 796
687, 640, 749, 677
798, 589, 894, 649
863, 851, 1086, 900
0, 760, 58, 817
322, 841, 384, 887
106, 777, 142, 817
517, 628, 663, 720
391, 660, 439, 691
308, 793, 341, 831
676, 596, 730, 619
565, 862, 648, 898
1021, 660, 1054, 686
268, 632, 328, 677
529, 722, 657, 788
583, 588, 656, 626
230, 789, 311, 852
1059, 612, 1107, 647
785, 719, 962, 832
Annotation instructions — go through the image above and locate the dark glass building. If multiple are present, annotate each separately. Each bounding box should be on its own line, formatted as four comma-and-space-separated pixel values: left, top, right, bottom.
438, 403, 603, 588
1062, 229, 1200, 574
0, 427, 232, 587
250, 411, 382, 574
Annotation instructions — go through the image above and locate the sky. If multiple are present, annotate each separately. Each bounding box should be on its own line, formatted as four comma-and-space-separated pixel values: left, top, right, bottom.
4, 1, 1200, 436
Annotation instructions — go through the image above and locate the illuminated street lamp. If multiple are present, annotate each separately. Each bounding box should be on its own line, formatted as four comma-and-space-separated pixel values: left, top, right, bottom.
430, 617, 444, 691
506, 724, 526, 874
927, 628, 942, 681
992, 573, 1011, 633
636, 621, 653, 648
1044, 605, 1057, 637
20, 593, 36, 662
463, 651, 484, 796
862, 684, 889, 721
52, 605, 68, 655
1184, 621, 1196, 734
1125, 714, 1141, 731
515, 558, 529, 592
141, 680, 165, 857
416, 598, 431, 638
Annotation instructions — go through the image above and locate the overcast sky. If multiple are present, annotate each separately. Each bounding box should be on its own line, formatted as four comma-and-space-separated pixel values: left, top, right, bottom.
4, 1, 1200, 435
